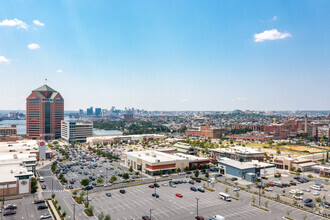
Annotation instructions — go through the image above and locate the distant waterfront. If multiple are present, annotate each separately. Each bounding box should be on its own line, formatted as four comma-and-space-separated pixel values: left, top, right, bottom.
0, 119, 121, 136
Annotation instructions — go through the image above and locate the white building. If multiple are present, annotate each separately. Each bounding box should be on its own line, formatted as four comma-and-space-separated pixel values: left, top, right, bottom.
61, 120, 93, 143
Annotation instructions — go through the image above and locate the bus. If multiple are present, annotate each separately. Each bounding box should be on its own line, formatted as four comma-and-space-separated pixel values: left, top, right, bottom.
219, 192, 231, 202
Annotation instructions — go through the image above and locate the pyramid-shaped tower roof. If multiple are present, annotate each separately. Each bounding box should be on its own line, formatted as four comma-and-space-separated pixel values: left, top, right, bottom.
33, 84, 58, 99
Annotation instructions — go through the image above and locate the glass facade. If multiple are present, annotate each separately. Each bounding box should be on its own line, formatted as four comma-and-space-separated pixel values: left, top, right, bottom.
44, 102, 51, 134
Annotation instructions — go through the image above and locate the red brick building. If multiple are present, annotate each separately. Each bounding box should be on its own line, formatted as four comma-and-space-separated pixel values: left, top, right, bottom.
185, 124, 227, 139
231, 124, 264, 131
26, 84, 64, 140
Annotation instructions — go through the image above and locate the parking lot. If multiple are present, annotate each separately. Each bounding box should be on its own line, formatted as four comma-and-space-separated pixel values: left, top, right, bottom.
84, 177, 326, 220
1, 195, 53, 220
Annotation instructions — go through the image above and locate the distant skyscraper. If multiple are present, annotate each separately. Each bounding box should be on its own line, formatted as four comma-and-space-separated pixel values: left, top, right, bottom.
26, 84, 64, 140
79, 109, 83, 115
87, 107, 93, 115
95, 108, 101, 116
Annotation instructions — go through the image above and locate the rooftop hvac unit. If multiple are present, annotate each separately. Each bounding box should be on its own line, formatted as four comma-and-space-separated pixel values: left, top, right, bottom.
156, 159, 160, 162
145, 153, 149, 156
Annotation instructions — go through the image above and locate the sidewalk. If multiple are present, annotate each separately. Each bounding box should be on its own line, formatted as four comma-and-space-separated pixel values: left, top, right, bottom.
48, 200, 61, 220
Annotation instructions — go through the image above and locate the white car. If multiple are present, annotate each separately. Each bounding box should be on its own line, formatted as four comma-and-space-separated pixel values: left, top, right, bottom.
233, 187, 240, 192
265, 187, 273, 192
302, 188, 311, 192
40, 213, 52, 219
103, 183, 111, 187
296, 190, 304, 195
162, 174, 169, 177
310, 185, 321, 191
179, 172, 186, 175
293, 195, 303, 200
289, 190, 297, 194
161, 183, 168, 187
313, 191, 320, 196
85, 196, 92, 201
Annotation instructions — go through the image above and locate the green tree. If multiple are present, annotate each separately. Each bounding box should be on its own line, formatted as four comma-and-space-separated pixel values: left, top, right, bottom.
31, 177, 38, 193
225, 187, 229, 193
81, 178, 90, 186
51, 193, 56, 199
315, 197, 322, 203
72, 190, 78, 196
184, 166, 189, 172
252, 195, 256, 204
110, 175, 117, 182
177, 168, 181, 173
129, 166, 133, 173
97, 178, 104, 184
230, 139, 234, 144
168, 169, 172, 175
236, 191, 240, 198
194, 170, 199, 178
205, 172, 209, 178
122, 173, 129, 180
158, 170, 163, 175
104, 214, 111, 220
276, 148, 281, 155
61, 211, 66, 218
239, 158, 244, 163
286, 210, 291, 217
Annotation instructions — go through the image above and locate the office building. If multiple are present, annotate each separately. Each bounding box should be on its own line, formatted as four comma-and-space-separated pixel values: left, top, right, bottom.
79, 109, 84, 115
95, 108, 101, 116
26, 84, 64, 140
61, 120, 93, 142
124, 113, 134, 120
0, 124, 17, 136
87, 107, 93, 115
185, 124, 227, 139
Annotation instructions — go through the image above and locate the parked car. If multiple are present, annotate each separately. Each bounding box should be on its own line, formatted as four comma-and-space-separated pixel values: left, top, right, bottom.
37, 205, 49, 210
231, 177, 238, 181
120, 189, 126, 194
293, 195, 303, 200
304, 198, 313, 203
162, 174, 169, 177
261, 177, 268, 180
313, 191, 320, 196
142, 216, 151, 220
161, 183, 168, 187
175, 193, 183, 198
3, 210, 16, 216
106, 192, 111, 197
198, 186, 205, 193
319, 201, 330, 208
195, 216, 205, 220
233, 187, 240, 192
4, 204, 17, 210
152, 193, 159, 198
196, 179, 201, 183
41, 185, 46, 189
190, 187, 197, 192
264, 187, 273, 192
154, 183, 160, 188
40, 213, 52, 219
34, 200, 45, 204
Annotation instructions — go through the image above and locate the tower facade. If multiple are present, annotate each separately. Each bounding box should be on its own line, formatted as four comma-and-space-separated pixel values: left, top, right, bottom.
26, 84, 64, 140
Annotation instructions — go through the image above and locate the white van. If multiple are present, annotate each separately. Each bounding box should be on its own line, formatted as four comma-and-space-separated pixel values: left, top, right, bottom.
39, 177, 44, 182
219, 192, 231, 202
162, 174, 169, 177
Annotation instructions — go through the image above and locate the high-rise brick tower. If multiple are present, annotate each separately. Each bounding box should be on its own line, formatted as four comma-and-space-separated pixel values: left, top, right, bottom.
26, 84, 64, 140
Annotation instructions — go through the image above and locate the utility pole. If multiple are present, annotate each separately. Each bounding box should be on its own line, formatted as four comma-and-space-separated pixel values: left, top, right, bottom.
196, 198, 199, 217
150, 209, 153, 220
72, 203, 76, 220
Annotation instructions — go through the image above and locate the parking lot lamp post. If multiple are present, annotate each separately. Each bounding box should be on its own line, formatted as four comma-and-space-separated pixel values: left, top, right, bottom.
196, 198, 199, 217
150, 209, 153, 220
52, 178, 54, 193
87, 189, 89, 206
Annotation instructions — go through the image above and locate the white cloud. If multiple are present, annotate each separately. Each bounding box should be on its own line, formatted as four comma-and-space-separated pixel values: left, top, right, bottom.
0, 56, 11, 64
272, 16, 278, 21
0, 18, 28, 29
180, 99, 188, 103
28, 43, 40, 50
33, 20, 45, 26
56, 69, 62, 73
254, 29, 291, 42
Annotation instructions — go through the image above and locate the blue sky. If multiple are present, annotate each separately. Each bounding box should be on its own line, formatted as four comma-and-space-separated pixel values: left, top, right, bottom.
0, 0, 329, 111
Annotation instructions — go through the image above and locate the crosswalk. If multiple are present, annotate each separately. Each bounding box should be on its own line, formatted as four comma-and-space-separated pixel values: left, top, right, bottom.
42, 189, 65, 193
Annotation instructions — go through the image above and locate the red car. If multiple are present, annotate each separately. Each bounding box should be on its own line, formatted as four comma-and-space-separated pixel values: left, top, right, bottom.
269, 183, 275, 186
41, 185, 46, 189
148, 185, 154, 188
175, 193, 183, 198
72, 178, 76, 182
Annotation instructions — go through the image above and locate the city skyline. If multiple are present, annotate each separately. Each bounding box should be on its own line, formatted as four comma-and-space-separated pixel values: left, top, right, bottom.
0, 0, 329, 111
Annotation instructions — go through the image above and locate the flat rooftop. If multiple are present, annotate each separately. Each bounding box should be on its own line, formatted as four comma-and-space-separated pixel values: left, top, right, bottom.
219, 157, 275, 169
212, 146, 263, 154
174, 153, 209, 161
126, 150, 186, 163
